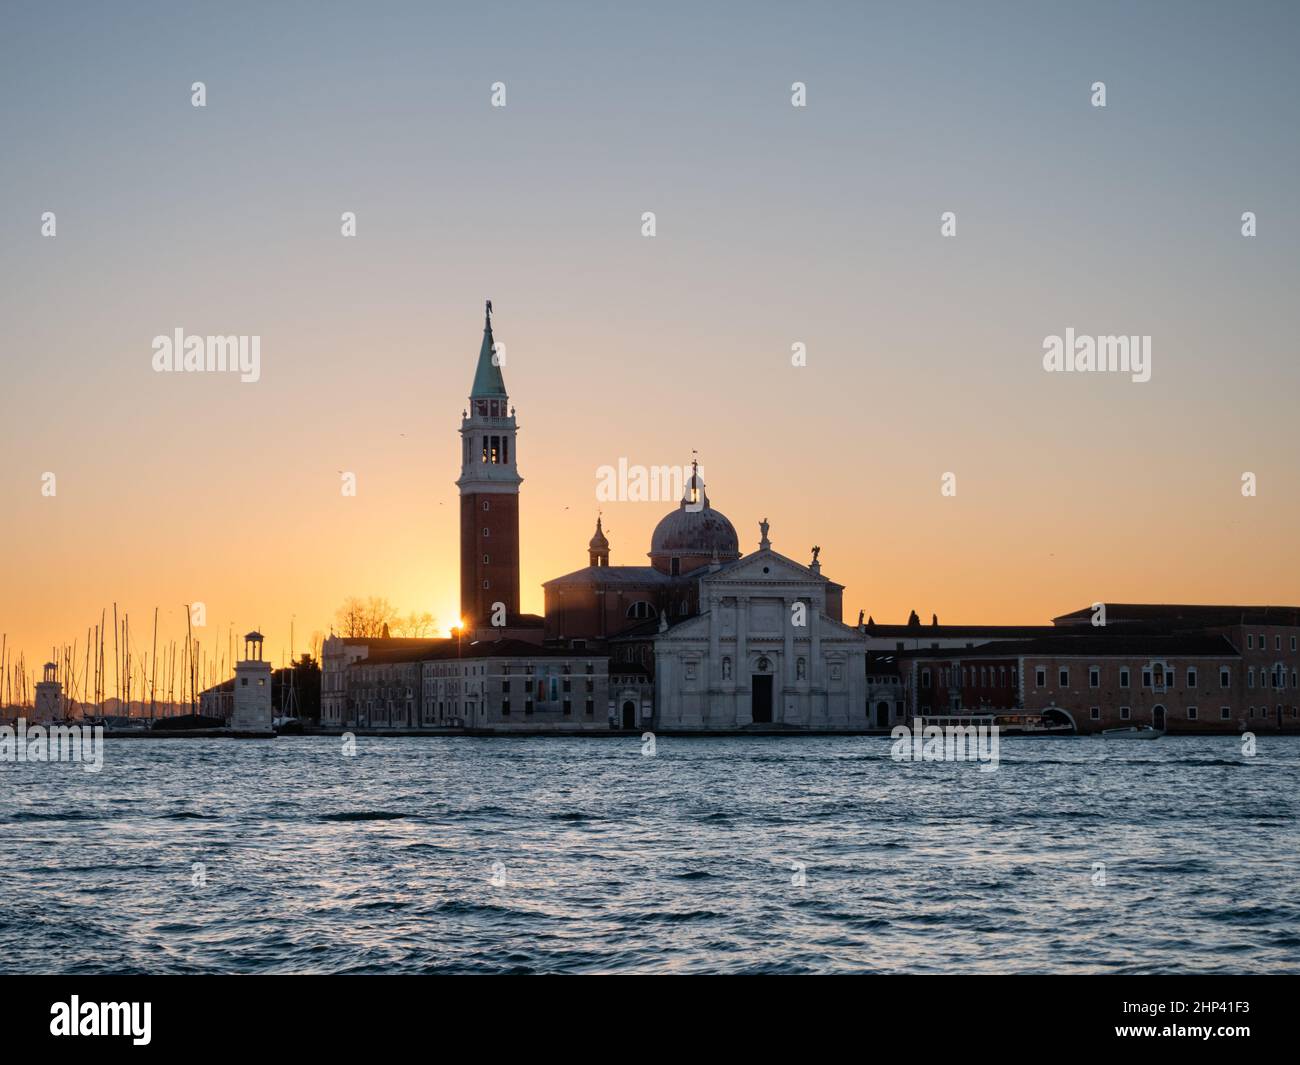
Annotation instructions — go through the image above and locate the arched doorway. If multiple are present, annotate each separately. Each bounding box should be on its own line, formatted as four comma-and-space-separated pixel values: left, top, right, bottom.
1153, 704, 1166, 730
621, 701, 636, 729
876, 701, 890, 729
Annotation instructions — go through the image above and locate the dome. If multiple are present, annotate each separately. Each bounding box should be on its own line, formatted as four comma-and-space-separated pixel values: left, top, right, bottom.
589, 516, 609, 551
648, 469, 739, 571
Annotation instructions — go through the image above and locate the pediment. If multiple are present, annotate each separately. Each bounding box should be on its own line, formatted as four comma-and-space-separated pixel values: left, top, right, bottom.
703, 549, 831, 589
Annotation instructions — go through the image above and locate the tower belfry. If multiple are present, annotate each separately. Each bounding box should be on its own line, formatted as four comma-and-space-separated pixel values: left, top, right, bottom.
457, 300, 521, 628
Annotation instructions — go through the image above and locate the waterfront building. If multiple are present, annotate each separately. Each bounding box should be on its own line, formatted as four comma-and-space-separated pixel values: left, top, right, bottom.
32, 661, 64, 724
897, 632, 1269, 734
230, 630, 274, 733
319, 634, 609, 731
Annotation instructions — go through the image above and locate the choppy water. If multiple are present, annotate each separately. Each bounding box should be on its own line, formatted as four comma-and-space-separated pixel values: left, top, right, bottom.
2, 735, 1298, 974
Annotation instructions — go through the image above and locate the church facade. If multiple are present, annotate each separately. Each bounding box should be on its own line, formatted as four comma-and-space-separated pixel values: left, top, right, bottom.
649, 526, 867, 730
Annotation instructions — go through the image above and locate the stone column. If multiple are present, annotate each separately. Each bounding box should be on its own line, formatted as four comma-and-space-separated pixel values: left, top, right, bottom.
810, 605, 824, 724
783, 595, 795, 722
811, 603, 822, 685
709, 593, 721, 692
736, 595, 750, 725
655, 649, 673, 727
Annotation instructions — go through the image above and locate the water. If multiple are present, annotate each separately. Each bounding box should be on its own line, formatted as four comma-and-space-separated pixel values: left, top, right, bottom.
2, 735, 1298, 974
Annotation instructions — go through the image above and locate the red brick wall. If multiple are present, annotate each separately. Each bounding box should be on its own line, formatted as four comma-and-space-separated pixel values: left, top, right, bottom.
460, 492, 519, 626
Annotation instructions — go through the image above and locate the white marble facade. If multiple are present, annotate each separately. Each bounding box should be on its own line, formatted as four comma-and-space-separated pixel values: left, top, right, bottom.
653, 546, 866, 729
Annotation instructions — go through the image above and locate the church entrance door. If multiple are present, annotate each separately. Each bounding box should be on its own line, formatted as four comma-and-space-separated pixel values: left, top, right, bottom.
752, 675, 773, 724
622, 701, 636, 729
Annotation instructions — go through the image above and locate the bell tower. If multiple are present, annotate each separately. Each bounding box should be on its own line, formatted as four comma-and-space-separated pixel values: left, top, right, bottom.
457, 300, 521, 628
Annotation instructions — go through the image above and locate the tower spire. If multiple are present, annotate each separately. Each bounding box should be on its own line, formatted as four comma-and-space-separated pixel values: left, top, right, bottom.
471, 298, 507, 397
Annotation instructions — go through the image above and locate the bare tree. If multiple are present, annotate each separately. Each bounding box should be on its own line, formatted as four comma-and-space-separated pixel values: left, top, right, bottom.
334, 596, 400, 638
392, 611, 438, 637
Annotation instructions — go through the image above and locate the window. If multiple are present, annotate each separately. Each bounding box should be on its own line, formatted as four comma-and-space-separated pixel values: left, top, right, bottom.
1035, 667, 1046, 687
525, 699, 534, 714
482, 580, 490, 589
1247, 635, 1255, 649
1119, 667, 1130, 689
502, 700, 510, 715
1249, 668, 1255, 689
563, 699, 572, 716
922, 669, 932, 689
626, 601, 658, 620
482, 500, 490, 511
240, 677, 248, 687
1089, 706, 1100, 721
1219, 667, 1230, 688
670, 557, 680, 576
1120, 706, 1131, 720
483, 554, 490, 564
1089, 666, 1099, 688
585, 699, 594, 716
1220, 706, 1231, 720
1276, 636, 1282, 651
1058, 667, 1069, 687
482, 527, 490, 537
1292, 636, 1297, 652
1142, 669, 1152, 688
1187, 706, 1198, 720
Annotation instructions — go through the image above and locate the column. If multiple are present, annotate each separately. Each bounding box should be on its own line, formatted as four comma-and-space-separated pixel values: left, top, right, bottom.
782, 595, 795, 722
736, 595, 750, 725
709, 594, 721, 691
810, 605, 824, 724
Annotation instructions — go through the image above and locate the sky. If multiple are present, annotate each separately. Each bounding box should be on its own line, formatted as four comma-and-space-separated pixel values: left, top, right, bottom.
2, 1, 1299, 690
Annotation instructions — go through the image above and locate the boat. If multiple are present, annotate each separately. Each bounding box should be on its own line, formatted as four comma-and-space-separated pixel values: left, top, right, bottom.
1102, 725, 1163, 739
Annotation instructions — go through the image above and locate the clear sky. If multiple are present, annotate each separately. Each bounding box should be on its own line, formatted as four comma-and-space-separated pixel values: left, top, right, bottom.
2, 1, 1299, 687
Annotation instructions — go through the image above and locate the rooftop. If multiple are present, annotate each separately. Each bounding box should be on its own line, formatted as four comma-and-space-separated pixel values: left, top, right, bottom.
897, 634, 1241, 659
1054, 604, 1300, 626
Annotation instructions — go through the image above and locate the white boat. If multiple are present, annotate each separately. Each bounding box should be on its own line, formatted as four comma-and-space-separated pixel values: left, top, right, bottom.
1102, 725, 1163, 739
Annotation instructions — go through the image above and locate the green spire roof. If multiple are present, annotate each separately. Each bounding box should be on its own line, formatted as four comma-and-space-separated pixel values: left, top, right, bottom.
470, 300, 507, 397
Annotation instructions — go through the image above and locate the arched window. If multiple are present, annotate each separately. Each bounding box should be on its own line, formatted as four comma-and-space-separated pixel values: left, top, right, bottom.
626, 601, 658, 620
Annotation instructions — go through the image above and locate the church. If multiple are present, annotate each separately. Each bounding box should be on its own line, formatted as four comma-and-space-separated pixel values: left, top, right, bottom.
456, 302, 867, 730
